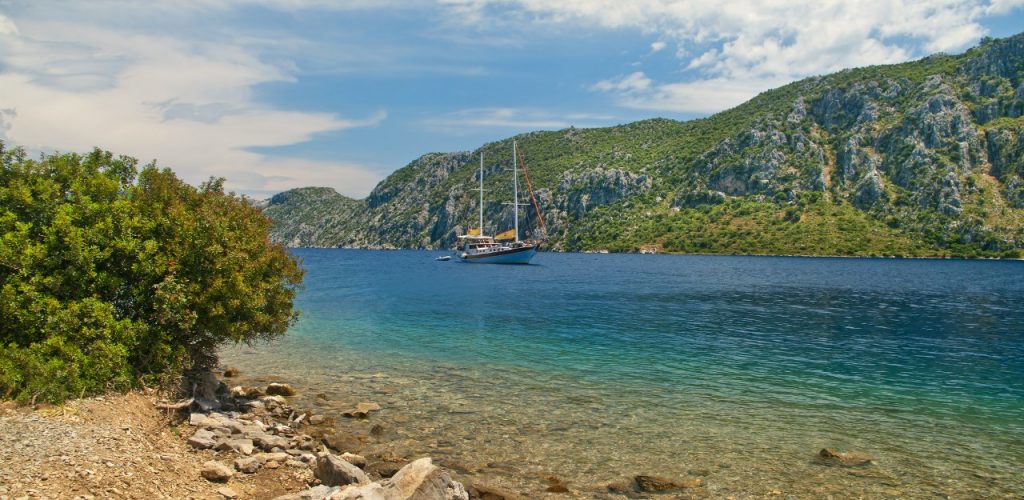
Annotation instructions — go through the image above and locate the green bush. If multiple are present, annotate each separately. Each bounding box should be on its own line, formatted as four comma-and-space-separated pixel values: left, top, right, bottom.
0, 143, 303, 403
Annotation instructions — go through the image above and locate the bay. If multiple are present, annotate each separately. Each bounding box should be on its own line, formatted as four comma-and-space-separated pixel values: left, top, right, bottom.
223, 249, 1024, 497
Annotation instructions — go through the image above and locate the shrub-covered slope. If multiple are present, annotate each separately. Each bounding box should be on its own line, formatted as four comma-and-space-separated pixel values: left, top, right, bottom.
266, 33, 1024, 258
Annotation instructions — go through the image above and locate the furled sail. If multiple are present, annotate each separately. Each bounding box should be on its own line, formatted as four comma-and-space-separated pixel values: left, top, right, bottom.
467, 228, 481, 236
495, 229, 516, 240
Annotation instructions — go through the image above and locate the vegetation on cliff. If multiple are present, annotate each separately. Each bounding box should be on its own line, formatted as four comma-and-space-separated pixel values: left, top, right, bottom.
0, 144, 303, 403
266, 33, 1024, 258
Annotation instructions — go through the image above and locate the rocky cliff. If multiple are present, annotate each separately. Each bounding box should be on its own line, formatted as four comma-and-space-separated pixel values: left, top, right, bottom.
265, 33, 1024, 258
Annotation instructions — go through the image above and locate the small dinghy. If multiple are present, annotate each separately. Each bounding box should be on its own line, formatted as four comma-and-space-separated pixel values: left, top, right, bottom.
435, 255, 451, 261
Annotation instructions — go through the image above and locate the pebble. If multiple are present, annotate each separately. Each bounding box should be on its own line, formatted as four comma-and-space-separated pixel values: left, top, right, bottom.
217, 486, 238, 498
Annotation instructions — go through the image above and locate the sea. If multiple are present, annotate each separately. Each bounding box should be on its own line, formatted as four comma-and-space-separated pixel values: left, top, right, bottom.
221, 249, 1024, 497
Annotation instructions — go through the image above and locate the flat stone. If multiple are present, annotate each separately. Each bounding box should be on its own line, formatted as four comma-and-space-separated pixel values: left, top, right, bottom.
253, 433, 291, 451
217, 486, 238, 498
254, 452, 290, 464
315, 454, 370, 487
272, 485, 341, 500
187, 429, 217, 449
309, 415, 325, 425
188, 413, 213, 426
356, 402, 381, 413
215, 438, 254, 455
234, 457, 261, 474
201, 461, 234, 483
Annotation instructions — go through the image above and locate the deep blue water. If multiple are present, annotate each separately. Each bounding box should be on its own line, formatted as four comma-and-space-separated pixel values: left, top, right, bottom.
225, 249, 1024, 495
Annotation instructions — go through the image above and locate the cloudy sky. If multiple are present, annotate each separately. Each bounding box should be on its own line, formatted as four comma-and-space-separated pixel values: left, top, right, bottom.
1, 1, 1022, 198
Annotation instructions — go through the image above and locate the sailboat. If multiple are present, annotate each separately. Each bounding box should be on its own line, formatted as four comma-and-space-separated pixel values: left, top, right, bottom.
454, 141, 544, 264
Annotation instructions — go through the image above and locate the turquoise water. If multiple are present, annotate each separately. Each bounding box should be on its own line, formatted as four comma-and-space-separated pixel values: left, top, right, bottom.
223, 250, 1024, 497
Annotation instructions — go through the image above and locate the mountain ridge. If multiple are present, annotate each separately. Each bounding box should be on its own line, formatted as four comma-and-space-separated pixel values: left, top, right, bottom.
265, 33, 1024, 258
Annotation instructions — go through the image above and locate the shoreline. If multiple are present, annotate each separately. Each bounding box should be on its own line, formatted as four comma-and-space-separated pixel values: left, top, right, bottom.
0, 371, 709, 499
288, 246, 1024, 262
0, 378, 483, 500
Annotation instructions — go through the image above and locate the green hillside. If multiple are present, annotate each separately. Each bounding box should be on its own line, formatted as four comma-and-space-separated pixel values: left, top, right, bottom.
265, 33, 1024, 258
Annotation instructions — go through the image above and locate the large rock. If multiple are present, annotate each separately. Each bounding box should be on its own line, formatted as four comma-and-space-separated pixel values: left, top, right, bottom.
201, 461, 234, 483
383, 458, 469, 500
315, 454, 371, 487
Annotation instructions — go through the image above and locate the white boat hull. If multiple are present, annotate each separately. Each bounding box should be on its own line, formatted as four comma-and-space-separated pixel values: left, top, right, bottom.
456, 244, 537, 265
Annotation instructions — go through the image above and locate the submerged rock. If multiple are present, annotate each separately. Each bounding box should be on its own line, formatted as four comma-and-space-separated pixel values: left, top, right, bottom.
343, 402, 382, 419
466, 483, 524, 500
633, 475, 701, 492
818, 448, 875, 466
267, 383, 297, 396
323, 432, 364, 453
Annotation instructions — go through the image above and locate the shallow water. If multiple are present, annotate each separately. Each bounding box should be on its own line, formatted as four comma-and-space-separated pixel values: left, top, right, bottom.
222, 249, 1024, 497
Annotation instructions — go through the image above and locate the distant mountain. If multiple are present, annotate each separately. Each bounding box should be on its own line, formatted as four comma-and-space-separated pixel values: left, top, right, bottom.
265, 33, 1024, 258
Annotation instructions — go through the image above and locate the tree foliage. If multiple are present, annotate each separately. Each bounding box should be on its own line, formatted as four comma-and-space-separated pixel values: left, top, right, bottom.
0, 143, 303, 403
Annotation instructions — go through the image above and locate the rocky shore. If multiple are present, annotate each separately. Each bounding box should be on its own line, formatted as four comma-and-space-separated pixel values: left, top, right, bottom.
2, 368, 879, 499
0, 370, 475, 500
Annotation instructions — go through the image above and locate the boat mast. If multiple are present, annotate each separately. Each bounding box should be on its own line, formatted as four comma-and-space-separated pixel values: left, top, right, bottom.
479, 153, 484, 235
512, 141, 519, 243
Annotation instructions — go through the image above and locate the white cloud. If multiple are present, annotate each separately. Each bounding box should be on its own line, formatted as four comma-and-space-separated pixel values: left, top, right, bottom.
650, 40, 667, 52
426, 107, 616, 131
0, 15, 18, 35
463, 0, 1017, 114
0, 9, 384, 198
592, 72, 652, 93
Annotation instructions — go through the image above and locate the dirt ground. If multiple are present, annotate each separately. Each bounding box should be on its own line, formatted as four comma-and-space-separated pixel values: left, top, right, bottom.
0, 393, 313, 500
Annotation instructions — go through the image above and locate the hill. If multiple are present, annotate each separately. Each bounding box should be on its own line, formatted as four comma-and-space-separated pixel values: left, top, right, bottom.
265, 33, 1024, 258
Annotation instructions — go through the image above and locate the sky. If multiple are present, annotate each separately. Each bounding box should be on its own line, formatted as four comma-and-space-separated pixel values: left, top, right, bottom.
1, 1, 1022, 199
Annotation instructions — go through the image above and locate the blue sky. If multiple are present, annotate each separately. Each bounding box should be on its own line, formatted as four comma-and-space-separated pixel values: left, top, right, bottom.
1, 1, 1022, 198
